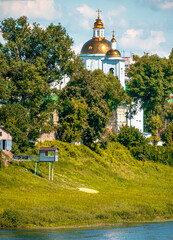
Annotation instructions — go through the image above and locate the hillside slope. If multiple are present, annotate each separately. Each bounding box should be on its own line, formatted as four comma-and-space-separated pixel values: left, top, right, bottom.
0, 141, 173, 228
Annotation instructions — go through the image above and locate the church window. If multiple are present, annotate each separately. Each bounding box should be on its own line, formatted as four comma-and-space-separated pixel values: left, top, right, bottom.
97, 30, 99, 37
110, 68, 114, 74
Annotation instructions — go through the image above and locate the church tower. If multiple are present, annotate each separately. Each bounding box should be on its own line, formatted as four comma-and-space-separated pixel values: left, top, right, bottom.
79, 9, 111, 71
102, 31, 125, 89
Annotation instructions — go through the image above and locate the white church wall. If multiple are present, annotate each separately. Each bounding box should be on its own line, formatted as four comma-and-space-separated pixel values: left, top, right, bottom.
127, 106, 144, 132
102, 59, 125, 89
80, 54, 105, 71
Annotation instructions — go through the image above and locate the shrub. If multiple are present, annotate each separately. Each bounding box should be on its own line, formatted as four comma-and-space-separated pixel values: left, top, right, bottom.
161, 123, 173, 146
117, 125, 148, 148
0, 209, 24, 227
131, 145, 173, 166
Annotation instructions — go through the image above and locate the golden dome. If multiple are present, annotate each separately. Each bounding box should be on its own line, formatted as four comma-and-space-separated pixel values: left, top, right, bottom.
105, 49, 121, 58
94, 18, 103, 29
111, 31, 116, 42
111, 36, 116, 42
80, 38, 111, 54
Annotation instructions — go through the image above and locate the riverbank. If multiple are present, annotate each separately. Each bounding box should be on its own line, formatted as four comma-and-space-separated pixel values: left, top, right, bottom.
0, 140, 173, 228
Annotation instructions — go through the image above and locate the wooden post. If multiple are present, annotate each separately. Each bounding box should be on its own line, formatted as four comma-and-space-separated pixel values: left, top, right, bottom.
49, 162, 51, 180
52, 162, 54, 181
35, 162, 37, 175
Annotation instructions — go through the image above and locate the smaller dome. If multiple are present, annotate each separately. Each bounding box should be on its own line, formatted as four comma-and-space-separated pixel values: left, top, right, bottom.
111, 36, 116, 43
94, 18, 103, 29
105, 49, 121, 58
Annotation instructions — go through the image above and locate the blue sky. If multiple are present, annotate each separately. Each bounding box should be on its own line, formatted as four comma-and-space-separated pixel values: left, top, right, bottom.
0, 0, 173, 57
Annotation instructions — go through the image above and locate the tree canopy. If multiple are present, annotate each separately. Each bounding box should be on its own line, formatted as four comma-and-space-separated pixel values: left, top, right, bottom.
0, 16, 83, 152
57, 69, 130, 145
126, 53, 173, 117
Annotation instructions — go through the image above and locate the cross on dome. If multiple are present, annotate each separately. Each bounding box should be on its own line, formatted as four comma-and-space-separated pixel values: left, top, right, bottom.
111, 30, 116, 43
112, 30, 115, 38
96, 9, 102, 19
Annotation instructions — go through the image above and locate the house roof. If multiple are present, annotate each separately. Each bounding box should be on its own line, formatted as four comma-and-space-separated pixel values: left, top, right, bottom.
39, 147, 59, 151
0, 126, 12, 136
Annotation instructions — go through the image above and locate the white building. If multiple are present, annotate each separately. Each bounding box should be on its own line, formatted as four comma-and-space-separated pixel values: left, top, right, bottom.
79, 11, 144, 133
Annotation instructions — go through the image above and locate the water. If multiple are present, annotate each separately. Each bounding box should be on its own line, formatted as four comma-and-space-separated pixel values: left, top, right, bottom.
0, 222, 173, 240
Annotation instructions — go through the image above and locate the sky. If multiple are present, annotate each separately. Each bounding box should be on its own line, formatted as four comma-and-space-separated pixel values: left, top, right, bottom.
0, 0, 173, 57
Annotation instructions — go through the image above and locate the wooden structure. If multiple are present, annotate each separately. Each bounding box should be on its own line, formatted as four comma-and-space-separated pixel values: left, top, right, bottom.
39, 147, 58, 162
0, 126, 12, 151
36, 147, 59, 180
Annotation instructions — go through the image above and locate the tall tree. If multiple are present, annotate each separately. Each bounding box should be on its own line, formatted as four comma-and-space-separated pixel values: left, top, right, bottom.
0, 16, 83, 151
57, 69, 130, 145
126, 53, 173, 117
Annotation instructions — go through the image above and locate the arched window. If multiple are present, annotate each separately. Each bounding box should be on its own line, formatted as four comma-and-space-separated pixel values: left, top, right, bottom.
97, 30, 99, 37
110, 68, 114, 74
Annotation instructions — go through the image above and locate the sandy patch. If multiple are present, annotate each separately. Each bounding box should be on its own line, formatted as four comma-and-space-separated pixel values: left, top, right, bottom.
77, 188, 99, 193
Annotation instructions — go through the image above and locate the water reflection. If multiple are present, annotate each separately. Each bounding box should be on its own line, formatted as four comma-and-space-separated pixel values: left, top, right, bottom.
0, 221, 172, 240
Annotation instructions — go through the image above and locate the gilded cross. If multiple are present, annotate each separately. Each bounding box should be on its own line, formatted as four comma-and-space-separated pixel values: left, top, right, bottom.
112, 30, 115, 37
96, 9, 102, 18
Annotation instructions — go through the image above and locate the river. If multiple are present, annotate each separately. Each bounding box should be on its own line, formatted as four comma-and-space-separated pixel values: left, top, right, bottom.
0, 221, 172, 239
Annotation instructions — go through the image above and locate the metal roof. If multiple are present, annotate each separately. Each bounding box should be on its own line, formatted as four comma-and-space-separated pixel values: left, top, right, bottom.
39, 147, 59, 151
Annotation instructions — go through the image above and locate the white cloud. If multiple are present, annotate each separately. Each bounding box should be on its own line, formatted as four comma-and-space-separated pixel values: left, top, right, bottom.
0, 0, 63, 20
142, 0, 173, 10
0, 32, 6, 45
120, 29, 166, 55
126, 29, 143, 38
76, 4, 95, 30
71, 43, 83, 55
159, 1, 173, 9
76, 4, 95, 19
107, 6, 127, 27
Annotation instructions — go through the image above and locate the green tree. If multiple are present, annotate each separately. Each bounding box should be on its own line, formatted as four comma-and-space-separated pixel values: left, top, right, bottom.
149, 114, 162, 146
57, 69, 129, 145
57, 98, 88, 143
0, 16, 83, 151
117, 125, 147, 149
0, 103, 30, 152
126, 53, 173, 123
161, 123, 173, 146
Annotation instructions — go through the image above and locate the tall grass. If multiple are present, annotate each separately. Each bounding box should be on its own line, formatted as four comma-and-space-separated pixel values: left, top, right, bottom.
0, 141, 173, 228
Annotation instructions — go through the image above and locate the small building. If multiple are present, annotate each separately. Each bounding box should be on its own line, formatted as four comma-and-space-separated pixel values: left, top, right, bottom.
0, 126, 12, 151
39, 147, 58, 162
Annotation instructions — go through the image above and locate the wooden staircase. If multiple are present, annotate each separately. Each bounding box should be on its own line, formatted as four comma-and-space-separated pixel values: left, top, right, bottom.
2, 150, 13, 159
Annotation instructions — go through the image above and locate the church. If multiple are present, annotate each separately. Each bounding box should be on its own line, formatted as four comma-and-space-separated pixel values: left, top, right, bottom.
50, 10, 144, 136
79, 10, 144, 133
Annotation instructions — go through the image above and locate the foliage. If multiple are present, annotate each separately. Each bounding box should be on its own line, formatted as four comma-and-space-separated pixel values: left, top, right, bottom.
126, 53, 173, 129
57, 98, 88, 143
161, 123, 173, 146
0, 209, 24, 228
57, 69, 130, 145
117, 125, 148, 149
131, 144, 173, 166
0, 149, 2, 168
0, 16, 83, 152
149, 114, 162, 145
0, 140, 173, 228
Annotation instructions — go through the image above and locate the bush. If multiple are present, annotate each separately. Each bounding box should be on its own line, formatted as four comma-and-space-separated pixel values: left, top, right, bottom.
0, 209, 24, 227
117, 125, 148, 148
0, 150, 3, 168
161, 123, 173, 146
131, 145, 173, 166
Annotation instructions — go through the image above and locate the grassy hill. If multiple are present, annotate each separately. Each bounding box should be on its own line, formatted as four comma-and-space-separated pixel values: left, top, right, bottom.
0, 140, 173, 228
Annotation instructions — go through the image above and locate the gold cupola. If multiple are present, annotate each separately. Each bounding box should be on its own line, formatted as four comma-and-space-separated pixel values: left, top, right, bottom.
80, 9, 111, 54
105, 31, 121, 58
94, 17, 103, 29
94, 8, 104, 29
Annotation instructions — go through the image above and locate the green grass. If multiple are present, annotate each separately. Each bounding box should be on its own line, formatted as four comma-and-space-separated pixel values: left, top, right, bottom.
0, 141, 173, 228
